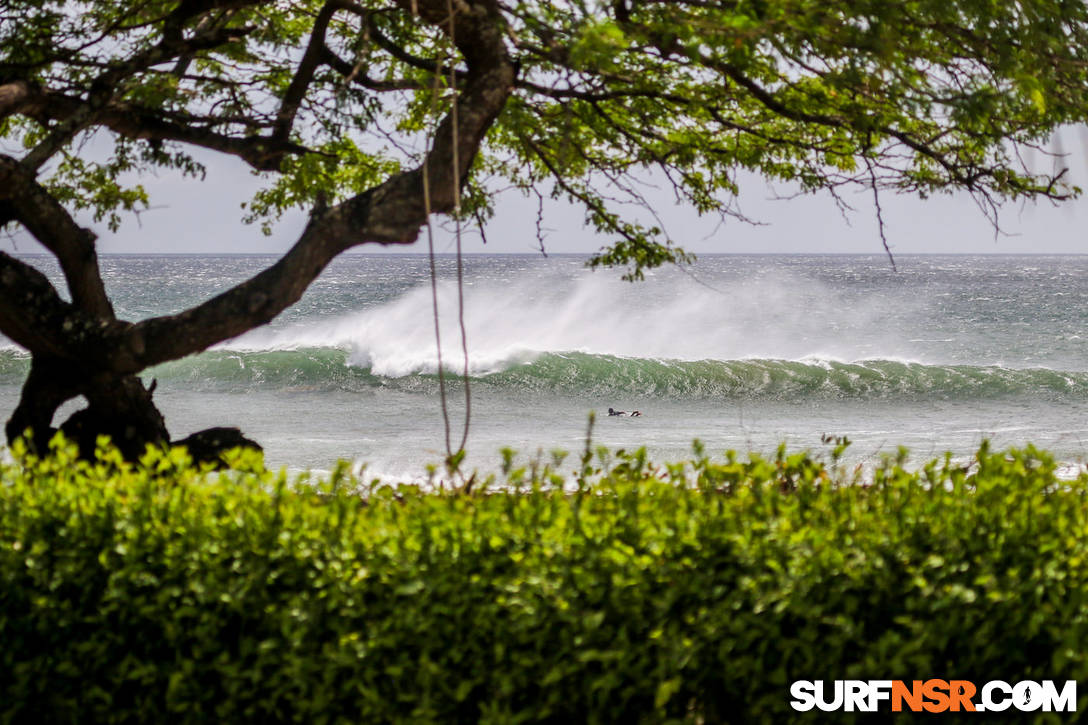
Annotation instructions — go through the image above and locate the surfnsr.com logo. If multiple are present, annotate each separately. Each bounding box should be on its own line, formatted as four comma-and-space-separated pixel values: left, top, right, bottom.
790, 680, 1077, 713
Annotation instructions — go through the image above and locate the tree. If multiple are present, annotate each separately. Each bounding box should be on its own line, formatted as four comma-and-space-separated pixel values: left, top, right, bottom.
2, 0, 1087, 459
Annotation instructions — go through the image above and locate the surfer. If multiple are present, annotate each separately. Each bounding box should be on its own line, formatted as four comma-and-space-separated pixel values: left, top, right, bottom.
608, 407, 626, 416
631, 410, 641, 417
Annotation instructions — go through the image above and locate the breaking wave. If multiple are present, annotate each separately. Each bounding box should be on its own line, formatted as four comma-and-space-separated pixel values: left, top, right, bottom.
0, 348, 1069, 400
1, 268, 1083, 400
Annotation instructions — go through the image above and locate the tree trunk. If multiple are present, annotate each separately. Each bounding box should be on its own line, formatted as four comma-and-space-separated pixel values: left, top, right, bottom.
59, 374, 170, 461
6, 357, 169, 459
6, 356, 260, 466
4, 357, 79, 449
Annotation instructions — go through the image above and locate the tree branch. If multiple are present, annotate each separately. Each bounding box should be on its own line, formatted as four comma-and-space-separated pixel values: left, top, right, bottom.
119, 0, 517, 372
0, 155, 114, 318
270, 1, 342, 152
20, 23, 257, 170
0, 81, 33, 119
320, 44, 428, 91
0, 252, 135, 366
10, 87, 308, 171
710, 58, 996, 191
163, 0, 259, 41
333, 0, 473, 85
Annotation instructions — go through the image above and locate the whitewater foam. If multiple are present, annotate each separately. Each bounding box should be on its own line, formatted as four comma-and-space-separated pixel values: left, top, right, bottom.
224, 267, 927, 375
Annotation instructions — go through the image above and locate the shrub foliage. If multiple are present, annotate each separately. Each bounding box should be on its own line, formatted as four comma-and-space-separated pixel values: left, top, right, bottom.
1, 437, 1087, 723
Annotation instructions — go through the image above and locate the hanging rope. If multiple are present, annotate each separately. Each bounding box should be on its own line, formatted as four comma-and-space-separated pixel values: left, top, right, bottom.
447, 0, 471, 455
419, 0, 471, 474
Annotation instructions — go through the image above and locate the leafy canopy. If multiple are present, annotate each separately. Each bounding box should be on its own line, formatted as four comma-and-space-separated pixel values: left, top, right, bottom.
3, 0, 1088, 275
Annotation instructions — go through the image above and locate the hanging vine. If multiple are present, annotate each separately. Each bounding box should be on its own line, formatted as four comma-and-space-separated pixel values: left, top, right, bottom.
419, 0, 472, 483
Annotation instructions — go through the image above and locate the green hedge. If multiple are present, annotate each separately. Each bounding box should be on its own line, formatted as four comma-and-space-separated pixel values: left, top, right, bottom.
1, 436, 1087, 723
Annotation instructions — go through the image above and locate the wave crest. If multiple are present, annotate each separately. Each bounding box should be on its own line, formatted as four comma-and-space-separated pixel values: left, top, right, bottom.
112, 348, 1088, 400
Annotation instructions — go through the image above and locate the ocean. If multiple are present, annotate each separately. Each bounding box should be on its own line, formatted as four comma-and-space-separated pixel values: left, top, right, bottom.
3, 253, 1088, 478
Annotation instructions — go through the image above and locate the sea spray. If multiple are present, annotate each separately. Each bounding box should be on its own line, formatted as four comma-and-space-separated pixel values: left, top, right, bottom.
226, 267, 925, 376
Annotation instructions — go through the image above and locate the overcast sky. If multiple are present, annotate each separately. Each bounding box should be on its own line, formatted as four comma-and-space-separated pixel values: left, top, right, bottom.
5, 141, 1088, 257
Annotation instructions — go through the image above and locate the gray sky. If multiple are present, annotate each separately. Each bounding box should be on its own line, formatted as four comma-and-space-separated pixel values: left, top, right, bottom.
6, 145, 1088, 256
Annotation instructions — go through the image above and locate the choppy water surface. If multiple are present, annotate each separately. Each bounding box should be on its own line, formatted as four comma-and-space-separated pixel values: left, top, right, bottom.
5, 254, 1088, 476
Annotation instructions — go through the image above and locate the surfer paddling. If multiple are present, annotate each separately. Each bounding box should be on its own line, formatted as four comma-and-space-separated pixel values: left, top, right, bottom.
608, 408, 642, 417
